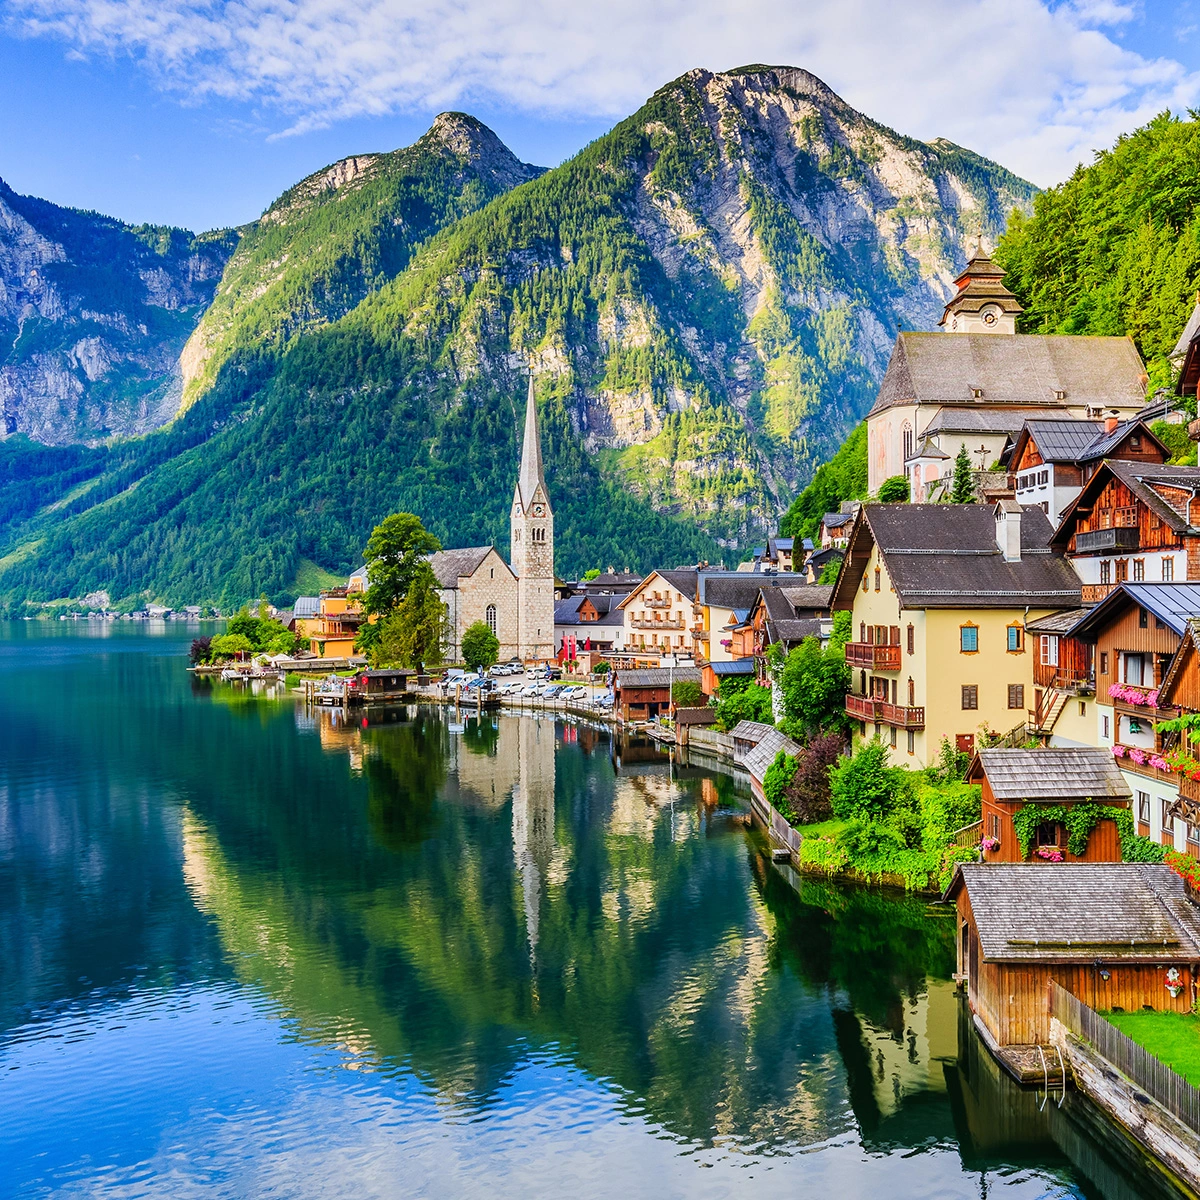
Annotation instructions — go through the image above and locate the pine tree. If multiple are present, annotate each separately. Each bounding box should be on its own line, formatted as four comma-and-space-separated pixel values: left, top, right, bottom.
949, 446, 976, 504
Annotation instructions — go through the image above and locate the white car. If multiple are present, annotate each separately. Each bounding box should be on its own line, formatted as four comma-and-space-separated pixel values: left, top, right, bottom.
523, 683, 545, 697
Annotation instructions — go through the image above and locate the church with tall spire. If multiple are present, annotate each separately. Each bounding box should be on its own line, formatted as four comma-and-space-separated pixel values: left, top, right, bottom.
423, 376, 556, 662
510, 377, 556, 660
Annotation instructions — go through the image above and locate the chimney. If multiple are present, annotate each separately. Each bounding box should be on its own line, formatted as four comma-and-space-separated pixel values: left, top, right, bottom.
1104, 416, 1119, 435
995, 499, 1022, 562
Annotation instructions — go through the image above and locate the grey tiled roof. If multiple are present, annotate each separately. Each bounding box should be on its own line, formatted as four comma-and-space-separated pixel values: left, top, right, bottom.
869, 332, 1147, 417
293, 596, 320, 619
779, 585, 834, 612
427, 547, 499, 588
615, 667, 701, 689
975, 747, 1132, 802
554, 596, 625, 627
742, 727, 803, 784
699, 573, 809, 609
950, 864, 1200, 962
844, 504, 1082, 609
1023, 607, 1090, 635
730, 720, 776, 742
921, 407, 1064, 435
768, 617, 824, 644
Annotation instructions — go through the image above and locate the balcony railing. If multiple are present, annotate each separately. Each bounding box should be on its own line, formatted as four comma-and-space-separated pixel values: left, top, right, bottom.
1081, 583, 1116, 603
1076, 526, 1140, 553
844, 694, 925, 728
630, 617, 684, 629
644, 597, 672, 608
845, 641, 901, 670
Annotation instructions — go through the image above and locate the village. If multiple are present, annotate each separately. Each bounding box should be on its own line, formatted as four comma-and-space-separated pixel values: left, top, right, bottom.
176, 248, 1200, 1191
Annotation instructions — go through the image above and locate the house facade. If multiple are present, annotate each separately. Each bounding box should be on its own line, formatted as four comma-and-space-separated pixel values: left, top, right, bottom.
832, 502, 1081, 766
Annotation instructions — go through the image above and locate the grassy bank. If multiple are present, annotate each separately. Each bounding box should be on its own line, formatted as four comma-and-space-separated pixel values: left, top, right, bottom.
1104, 1011, 1200, 1088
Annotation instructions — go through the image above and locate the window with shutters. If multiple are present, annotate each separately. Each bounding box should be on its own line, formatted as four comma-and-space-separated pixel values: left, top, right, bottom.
961, 685, 978, 710
1007, 684, 1025, 709
906, 624, 914, 655
907, 677, 915, 705
874, 567, 881, 592
1115, 559, 1129, 582
988, 813, 1001, 840
1040, 635, 1059, 666
1007, 625, 1023, 653
960, 625, 978, 653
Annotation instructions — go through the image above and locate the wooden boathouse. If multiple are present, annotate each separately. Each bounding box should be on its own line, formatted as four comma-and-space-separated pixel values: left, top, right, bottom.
946, 863, 1200, 1069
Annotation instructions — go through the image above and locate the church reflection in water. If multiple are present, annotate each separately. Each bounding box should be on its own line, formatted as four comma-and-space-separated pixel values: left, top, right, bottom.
172, 706, 1178, 1191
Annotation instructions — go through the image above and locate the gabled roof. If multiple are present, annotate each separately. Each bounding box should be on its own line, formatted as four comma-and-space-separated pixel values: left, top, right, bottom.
729, 720, 775, 743
1067, 582, 1200, 642
1023, 607, 1090, 635
293, 596, 320, 619
618, 569, 699, 608
1173, 299, 1200, 360
920, 406, 1065, 436
831, 504, 1081, 611
428, 546, 509, 588
698, 572, 809, 609
1052, 461, 1200, 552
742, 727, 804, 784
869, 332, 1147, 418
1009, 417, 1169, 471
822, 512, 853, 529
970, 747, 1131, 802
768, 617, 825, 645
614, 667, 701, 688
554, 596, 625, 627
945, 864, 1200, 963
1160, 618, 1200, 708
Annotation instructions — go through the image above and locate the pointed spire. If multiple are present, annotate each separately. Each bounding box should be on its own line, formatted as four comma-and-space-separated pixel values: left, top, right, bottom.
516, 374, 547, 510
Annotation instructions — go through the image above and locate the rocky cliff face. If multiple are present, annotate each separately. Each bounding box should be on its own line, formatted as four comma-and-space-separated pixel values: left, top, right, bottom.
178, 112, 544, 406
0, 183, 233, 444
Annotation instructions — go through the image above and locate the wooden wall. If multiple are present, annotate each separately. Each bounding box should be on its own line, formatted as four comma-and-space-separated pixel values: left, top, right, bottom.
977, 780, 1126, 863
1068, 477, 1183, 553
1095, 603, 1182, 686
957, 892, 1197, 1045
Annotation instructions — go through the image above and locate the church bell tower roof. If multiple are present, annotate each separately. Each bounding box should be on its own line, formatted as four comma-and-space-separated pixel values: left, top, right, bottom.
939, 243, 1024, 330
516, 375, 548, 510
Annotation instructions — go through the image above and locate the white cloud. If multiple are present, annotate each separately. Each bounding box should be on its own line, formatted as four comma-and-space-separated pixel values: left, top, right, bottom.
8, 0, 1200, 184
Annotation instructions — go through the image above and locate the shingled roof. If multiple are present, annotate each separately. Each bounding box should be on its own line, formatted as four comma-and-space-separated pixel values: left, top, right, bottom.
869, 332, 1147, 418
427, 547, 506, 588
742, 726, 804, 785
945, 864, 1200, 962
614, 667, 701, 689
972, 747, 1131, 803
832, 504, 1082, 610
1053, 461, 1200, 551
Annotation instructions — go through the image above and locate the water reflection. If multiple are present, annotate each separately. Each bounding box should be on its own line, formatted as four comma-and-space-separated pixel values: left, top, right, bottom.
0, 627, 1183, 1196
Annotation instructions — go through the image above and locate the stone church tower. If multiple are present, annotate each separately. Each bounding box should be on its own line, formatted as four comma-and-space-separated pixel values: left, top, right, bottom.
510, 377, 555, 660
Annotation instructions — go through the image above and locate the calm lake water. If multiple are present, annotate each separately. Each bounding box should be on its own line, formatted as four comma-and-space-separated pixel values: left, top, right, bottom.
0, 623, 1181, 1198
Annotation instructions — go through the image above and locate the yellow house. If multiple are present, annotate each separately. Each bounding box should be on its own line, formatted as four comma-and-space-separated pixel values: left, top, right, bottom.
831, 501, 1082, 766
311, 588, 363, 659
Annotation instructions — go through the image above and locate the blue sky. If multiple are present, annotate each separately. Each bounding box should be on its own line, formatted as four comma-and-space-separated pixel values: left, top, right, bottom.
2, 0, 1200, 233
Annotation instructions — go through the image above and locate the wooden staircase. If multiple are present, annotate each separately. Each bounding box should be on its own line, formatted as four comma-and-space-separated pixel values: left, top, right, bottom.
1030, 687, 1069, 736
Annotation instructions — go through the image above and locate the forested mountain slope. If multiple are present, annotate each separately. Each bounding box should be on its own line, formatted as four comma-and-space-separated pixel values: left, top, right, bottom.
0, 66, 1035, 608
0, 184, 233, 443
996, 111, 1200, 388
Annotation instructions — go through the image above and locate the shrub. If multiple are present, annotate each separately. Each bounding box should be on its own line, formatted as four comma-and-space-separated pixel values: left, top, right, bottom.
830, 740, 895, 820
783, 732, 844, 824
877, 474, 910, 502
189, 636, 212, 665
209, 633, 253, 660
714, 681, 773, 731
763, 750, 800, 816
671, 680, 705, 707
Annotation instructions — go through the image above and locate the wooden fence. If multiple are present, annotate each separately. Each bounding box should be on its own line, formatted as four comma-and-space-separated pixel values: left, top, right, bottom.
951, 820, 982, 850
1050, 981, 1200, 1135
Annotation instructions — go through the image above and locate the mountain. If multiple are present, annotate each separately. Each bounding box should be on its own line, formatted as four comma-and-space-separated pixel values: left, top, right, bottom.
0, 183, 234, 443
0, 67, 1036, 609
178, 112, 545, 409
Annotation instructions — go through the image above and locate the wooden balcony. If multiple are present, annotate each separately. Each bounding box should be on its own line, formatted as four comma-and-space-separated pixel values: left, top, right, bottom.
630, 616, 684, 629
1081, 584, 1116, 603
844, 694, 925, 728
845, 641, 901, 670
1076, 527, 1140, 553
644, 597, 672, 609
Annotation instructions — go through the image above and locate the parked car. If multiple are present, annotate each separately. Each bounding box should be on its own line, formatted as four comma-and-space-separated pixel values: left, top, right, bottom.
543, 685, 564, 699
521, 683, 543, 698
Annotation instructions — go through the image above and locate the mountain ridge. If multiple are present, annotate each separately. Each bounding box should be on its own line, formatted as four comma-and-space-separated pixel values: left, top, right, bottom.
0, 66, 1036, 607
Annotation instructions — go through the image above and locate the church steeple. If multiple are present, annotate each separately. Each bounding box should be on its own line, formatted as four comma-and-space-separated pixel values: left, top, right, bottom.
515, 375, 546, 512
940, 242, 1023, 334
510, 375, 555, 660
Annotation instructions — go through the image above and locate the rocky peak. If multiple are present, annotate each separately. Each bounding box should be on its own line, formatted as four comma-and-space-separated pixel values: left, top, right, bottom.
418, 112, 543, 189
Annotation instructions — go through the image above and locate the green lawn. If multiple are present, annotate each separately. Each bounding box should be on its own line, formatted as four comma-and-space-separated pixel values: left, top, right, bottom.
1104, 1011, 1200, 1087
796, 819, 850, 839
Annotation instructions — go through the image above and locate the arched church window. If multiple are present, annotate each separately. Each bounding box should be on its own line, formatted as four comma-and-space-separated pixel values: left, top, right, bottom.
486, 605, 497, 636
902, 424, 913, 462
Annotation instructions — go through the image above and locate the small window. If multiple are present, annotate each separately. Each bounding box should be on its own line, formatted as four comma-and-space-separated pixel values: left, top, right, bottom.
1100, 560, 1111, 585
862, 572, 869, 593
988, 813, 1000, 840
1163, 799, 1175, 835
1079, 701, 1086, 718
1131, 434, 1142, 449
874, 567, 881, 592
907, 729, 915, 755
1100, 651, 1109, 675
1139, 607, 1148, 629
860, 622, 866, 642
1037, 822, 1060, 847
1007, 625, 1023, 653
1191, 823, 1200, 847
962, 685, 978, 710
960, 625, 979, 653
890, 726, 897, 749
907, 677, 915, 705
1138, 792, 1150, 824
1133, 559, 1145, 583
907, 624, 914, 655
1163, 557, 1175, 582
1040, 635, 1059, 667
1007, 684, 1025, 709
1103, 714, 1110, 739
1115, 559, 1129, 583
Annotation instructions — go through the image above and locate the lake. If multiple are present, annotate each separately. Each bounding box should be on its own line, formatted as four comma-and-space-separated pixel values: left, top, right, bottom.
0, 623, 1180, 1197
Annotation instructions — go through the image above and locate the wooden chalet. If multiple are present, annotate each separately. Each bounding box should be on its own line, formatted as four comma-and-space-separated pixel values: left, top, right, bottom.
1005, 418, 1167, 525
947, 864, 1200, 1051
969, 748, 1131, 864
1051, 461, 1200, 604
612, 666, 701, 722
349, 668, 414, 699
701, 658, 755, 697
729, 584, 832, 669
1157, 618, 1200, 852
1024, 607, 1092, 732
